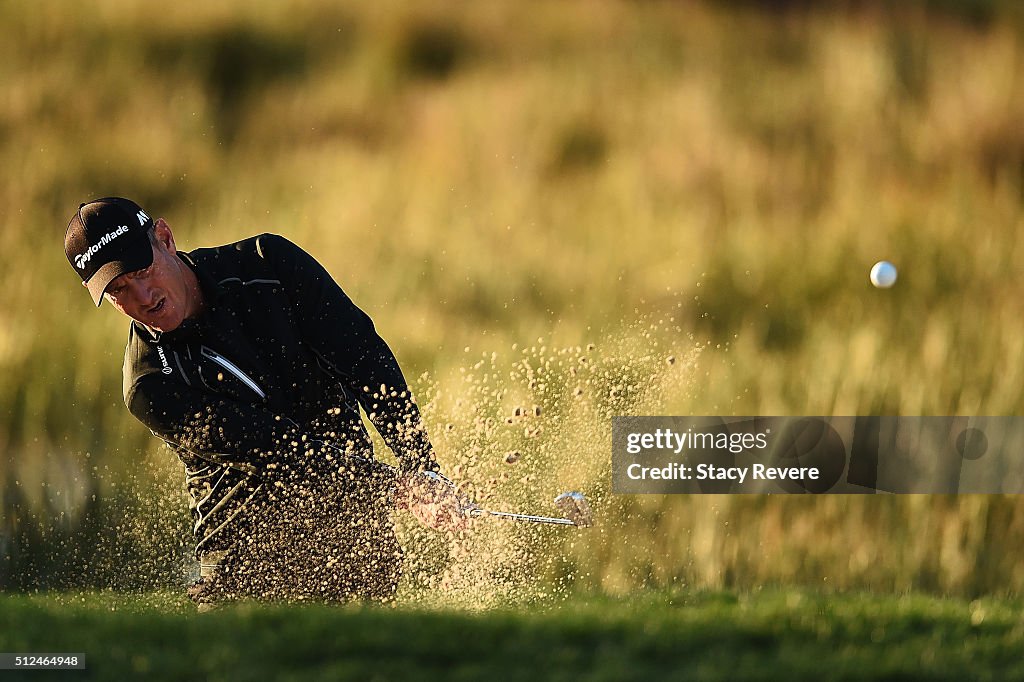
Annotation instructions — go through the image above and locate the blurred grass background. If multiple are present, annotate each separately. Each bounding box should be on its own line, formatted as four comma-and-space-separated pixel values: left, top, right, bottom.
3, 0, 1024, 597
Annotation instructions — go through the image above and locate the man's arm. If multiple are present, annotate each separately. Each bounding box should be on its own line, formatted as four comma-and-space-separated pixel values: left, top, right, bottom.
256, 233, 439, 474
126, 373, 307, 473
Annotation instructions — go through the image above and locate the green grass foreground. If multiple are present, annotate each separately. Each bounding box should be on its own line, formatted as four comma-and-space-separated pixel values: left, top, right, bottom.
0, 590, 1021, 681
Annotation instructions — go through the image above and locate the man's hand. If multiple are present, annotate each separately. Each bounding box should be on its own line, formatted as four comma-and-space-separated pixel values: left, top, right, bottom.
395, 470, 474, 532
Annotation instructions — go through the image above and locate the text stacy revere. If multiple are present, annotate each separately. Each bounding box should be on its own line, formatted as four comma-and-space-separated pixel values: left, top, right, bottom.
625, 462, 821, 484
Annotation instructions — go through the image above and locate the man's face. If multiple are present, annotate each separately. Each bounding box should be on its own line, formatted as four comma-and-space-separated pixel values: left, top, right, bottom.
100, 220, 192, 332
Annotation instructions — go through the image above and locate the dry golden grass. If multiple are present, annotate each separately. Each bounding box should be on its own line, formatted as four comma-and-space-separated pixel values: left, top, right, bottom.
2, 0, 1024, 595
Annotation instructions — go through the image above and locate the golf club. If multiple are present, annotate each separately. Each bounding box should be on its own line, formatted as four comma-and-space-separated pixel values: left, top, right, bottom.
419, 471, 594, 528
330, 444, 593, 528
465, 491, 593, 527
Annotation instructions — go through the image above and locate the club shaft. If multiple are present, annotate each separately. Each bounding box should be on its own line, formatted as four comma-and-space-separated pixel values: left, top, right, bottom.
467, 508, 576, 526
329, 448, 584, 526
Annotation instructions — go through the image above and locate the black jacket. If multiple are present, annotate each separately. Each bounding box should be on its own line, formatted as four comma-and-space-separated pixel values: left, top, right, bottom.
122, 233, 437, 553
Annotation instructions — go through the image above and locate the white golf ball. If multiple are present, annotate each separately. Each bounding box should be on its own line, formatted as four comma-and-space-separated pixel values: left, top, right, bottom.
870, 261, 898, 288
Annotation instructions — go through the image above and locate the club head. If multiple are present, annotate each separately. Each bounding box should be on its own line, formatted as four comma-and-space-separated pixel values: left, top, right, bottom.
553, 491, 593, 527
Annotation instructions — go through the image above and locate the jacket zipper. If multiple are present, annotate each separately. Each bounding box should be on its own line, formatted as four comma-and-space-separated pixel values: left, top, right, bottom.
200, 346, 267, 400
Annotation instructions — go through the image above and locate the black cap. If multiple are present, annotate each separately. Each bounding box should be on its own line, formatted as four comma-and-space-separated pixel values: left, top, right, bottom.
65, 197, 155, 307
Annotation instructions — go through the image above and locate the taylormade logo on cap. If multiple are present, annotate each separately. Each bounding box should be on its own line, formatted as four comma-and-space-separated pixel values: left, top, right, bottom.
74, 225, 130, 270
72, 210, 149, 271
65, 198, 157, 307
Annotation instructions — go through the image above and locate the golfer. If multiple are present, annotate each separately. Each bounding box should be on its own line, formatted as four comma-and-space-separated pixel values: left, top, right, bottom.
64, 197, 465, 608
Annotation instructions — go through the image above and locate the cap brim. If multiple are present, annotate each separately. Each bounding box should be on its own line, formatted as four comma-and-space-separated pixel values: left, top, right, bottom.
85, 246, 155, 307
